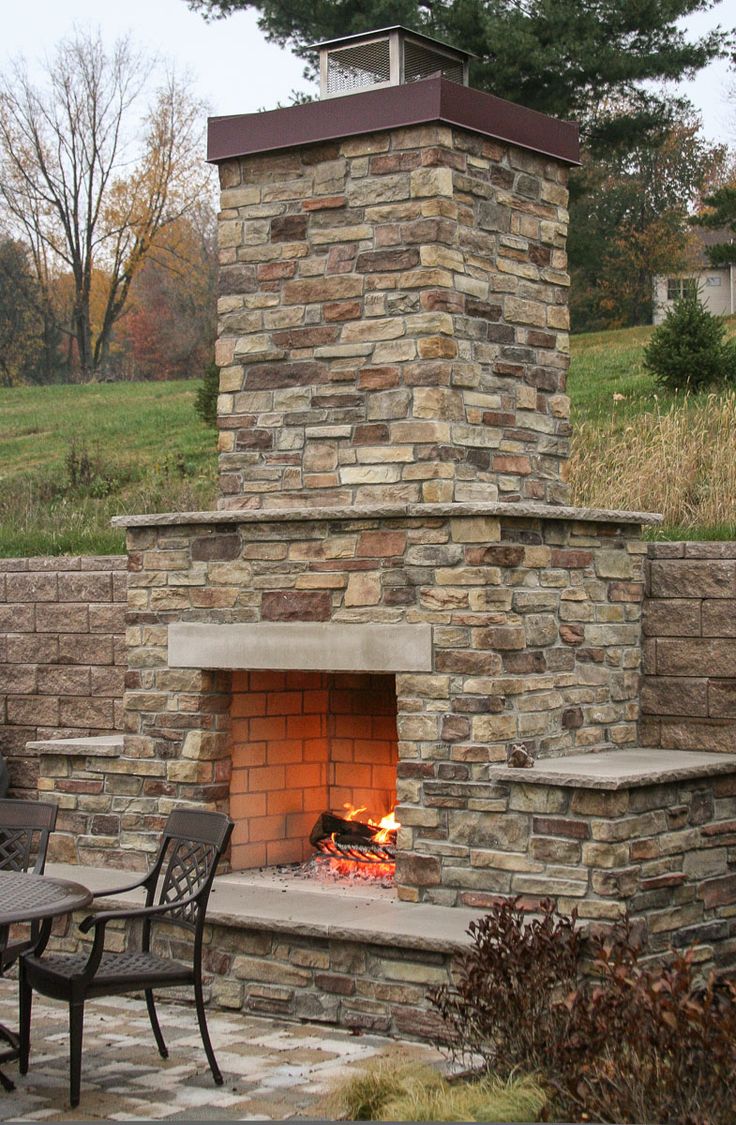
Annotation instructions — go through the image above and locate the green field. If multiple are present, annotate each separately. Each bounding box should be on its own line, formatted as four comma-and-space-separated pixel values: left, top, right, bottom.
0, 381, 217, 556
1, 319, 735, 556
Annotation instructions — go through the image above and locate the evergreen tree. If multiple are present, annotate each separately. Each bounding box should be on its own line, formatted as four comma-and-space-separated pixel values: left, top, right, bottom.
693, 185, 736, 266
643, 295, 736, 391
187, 0, 731, 158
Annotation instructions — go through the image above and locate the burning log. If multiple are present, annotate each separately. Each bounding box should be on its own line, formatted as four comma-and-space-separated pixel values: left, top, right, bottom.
308, 812, 375, 849
309, 806, 399, 868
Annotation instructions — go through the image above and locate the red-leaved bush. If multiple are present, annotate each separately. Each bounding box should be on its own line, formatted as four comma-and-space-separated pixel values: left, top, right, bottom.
429, 899, 736, 1124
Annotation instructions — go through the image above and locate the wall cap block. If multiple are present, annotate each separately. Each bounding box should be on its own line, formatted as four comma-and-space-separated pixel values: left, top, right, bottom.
488, 748, 736, 790
113, 501, 662, 530
25, 734, 123, 758
169, 622, 433, 673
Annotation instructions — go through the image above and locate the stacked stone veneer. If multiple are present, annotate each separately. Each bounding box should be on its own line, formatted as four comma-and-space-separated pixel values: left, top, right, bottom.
476, 769, 736, 971
107, 506, 647, 900
215, 124, 571, 509
0, 556, 126, 794
641, 542, 736, 754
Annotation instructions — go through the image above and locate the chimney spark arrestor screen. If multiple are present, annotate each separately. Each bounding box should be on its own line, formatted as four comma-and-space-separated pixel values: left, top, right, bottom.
317, 26, 472, 99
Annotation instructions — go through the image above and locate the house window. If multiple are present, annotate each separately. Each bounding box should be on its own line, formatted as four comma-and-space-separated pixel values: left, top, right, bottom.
667, 278, 698, 301
705, 276, 722, 287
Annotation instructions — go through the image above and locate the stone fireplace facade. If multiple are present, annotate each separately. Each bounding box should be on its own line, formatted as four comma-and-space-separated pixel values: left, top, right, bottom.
120, 503, 651, 905
28, 73, 736, 1005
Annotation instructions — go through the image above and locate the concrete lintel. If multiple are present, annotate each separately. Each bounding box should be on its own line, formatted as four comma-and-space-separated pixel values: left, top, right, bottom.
168, 622, 433, 673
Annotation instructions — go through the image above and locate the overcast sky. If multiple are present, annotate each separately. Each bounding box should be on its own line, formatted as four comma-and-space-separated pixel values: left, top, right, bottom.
1, 0, 733, 143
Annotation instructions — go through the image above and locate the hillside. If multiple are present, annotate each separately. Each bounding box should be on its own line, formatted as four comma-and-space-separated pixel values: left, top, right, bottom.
0, 381, 217, 556
568, 317, 736, 537
1, 319, 735, 556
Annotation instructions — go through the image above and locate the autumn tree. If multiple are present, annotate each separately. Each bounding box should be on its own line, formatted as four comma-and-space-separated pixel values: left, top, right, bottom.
118, 205, 218, 380
570, 113, 728, 328
0, 239, 44, 384
0, 30, 212, 381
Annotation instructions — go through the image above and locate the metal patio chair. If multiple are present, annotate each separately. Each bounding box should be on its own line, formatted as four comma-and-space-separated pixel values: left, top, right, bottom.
0, 797, 58, 966
0, 797, 58, 1091
19, 808, 234, 1107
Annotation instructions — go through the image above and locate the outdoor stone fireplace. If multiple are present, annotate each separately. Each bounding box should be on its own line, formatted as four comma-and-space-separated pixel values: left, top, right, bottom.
28, 31, 736, 1014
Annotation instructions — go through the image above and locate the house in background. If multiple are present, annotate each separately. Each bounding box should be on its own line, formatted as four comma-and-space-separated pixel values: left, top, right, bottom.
653, 227, 735, 324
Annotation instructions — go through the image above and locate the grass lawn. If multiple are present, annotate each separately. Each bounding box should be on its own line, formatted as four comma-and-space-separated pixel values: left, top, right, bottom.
1, 316, 735, 556
0, 380, 217, 556
567, 316, 736, 539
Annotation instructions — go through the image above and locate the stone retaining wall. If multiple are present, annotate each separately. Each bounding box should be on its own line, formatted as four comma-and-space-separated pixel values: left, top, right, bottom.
0, 556, 126, 794
641, 543, 736, 754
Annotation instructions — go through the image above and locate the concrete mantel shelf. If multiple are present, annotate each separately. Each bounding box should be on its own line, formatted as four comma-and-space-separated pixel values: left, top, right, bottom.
112, 500, 662, 529
488, 748, 736, 790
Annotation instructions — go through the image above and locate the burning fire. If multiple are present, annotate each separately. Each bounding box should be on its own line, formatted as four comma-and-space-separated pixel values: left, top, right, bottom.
315, 803, 400, 880
339, 803, 400, 844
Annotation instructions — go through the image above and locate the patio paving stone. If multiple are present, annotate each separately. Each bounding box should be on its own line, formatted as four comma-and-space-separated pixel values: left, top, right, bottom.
0, 986, 442, 1121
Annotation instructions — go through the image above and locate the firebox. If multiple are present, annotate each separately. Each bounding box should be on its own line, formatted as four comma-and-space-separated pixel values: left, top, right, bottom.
229, 670, 398, 871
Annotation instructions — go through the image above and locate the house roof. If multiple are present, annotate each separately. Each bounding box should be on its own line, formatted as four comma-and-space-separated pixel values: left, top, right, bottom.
691, 226, 734, 268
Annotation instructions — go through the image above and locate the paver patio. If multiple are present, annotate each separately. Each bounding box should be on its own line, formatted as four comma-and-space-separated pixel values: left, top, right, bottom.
0, 988, 441, 1121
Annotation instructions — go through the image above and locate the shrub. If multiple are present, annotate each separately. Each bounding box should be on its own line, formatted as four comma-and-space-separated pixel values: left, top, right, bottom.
195, 361, 219, 427
554, 921, 736, 1125
429, 899, 736, 1125
429, 897, 581, 1078
643, 296, 736, 391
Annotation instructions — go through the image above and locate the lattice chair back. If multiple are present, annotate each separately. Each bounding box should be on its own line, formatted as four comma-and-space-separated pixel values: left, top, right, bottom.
0, 799, 58, 875
149, 809, 233, 933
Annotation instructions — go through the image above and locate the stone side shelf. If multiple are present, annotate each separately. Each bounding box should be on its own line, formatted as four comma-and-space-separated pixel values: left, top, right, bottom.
27, 734, 145, 869
487, 748, 736, 788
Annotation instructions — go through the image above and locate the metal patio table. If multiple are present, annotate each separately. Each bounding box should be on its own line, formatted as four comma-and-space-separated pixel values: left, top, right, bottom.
0, 870, 92, 1090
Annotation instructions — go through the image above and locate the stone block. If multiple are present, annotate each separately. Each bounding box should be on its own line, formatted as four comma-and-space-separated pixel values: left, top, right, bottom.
656, 639, 736, 677
640, 676, 708, 717
650, 560, 736, 599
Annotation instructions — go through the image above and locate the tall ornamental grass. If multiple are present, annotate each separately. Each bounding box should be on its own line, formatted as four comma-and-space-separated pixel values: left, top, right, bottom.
569, 391, 736, 535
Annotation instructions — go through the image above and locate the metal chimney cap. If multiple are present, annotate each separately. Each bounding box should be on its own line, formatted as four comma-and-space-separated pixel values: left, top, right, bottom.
312, 25, 475, 100
309, 25, 476, 59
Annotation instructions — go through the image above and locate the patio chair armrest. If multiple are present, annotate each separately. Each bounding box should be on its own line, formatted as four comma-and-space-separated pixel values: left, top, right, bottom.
78, 897, 196, 934
91, 872, 154, 899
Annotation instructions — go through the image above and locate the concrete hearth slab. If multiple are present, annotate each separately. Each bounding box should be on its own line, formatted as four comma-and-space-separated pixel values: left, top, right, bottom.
46, 864, 479, 953
488, 748, 736, 789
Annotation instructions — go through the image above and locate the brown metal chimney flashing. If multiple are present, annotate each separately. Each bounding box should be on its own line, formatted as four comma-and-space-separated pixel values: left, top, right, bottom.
207, 76, 580, 166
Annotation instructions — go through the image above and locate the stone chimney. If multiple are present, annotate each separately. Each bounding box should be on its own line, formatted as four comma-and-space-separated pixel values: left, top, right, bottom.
209, 39, 578, 511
